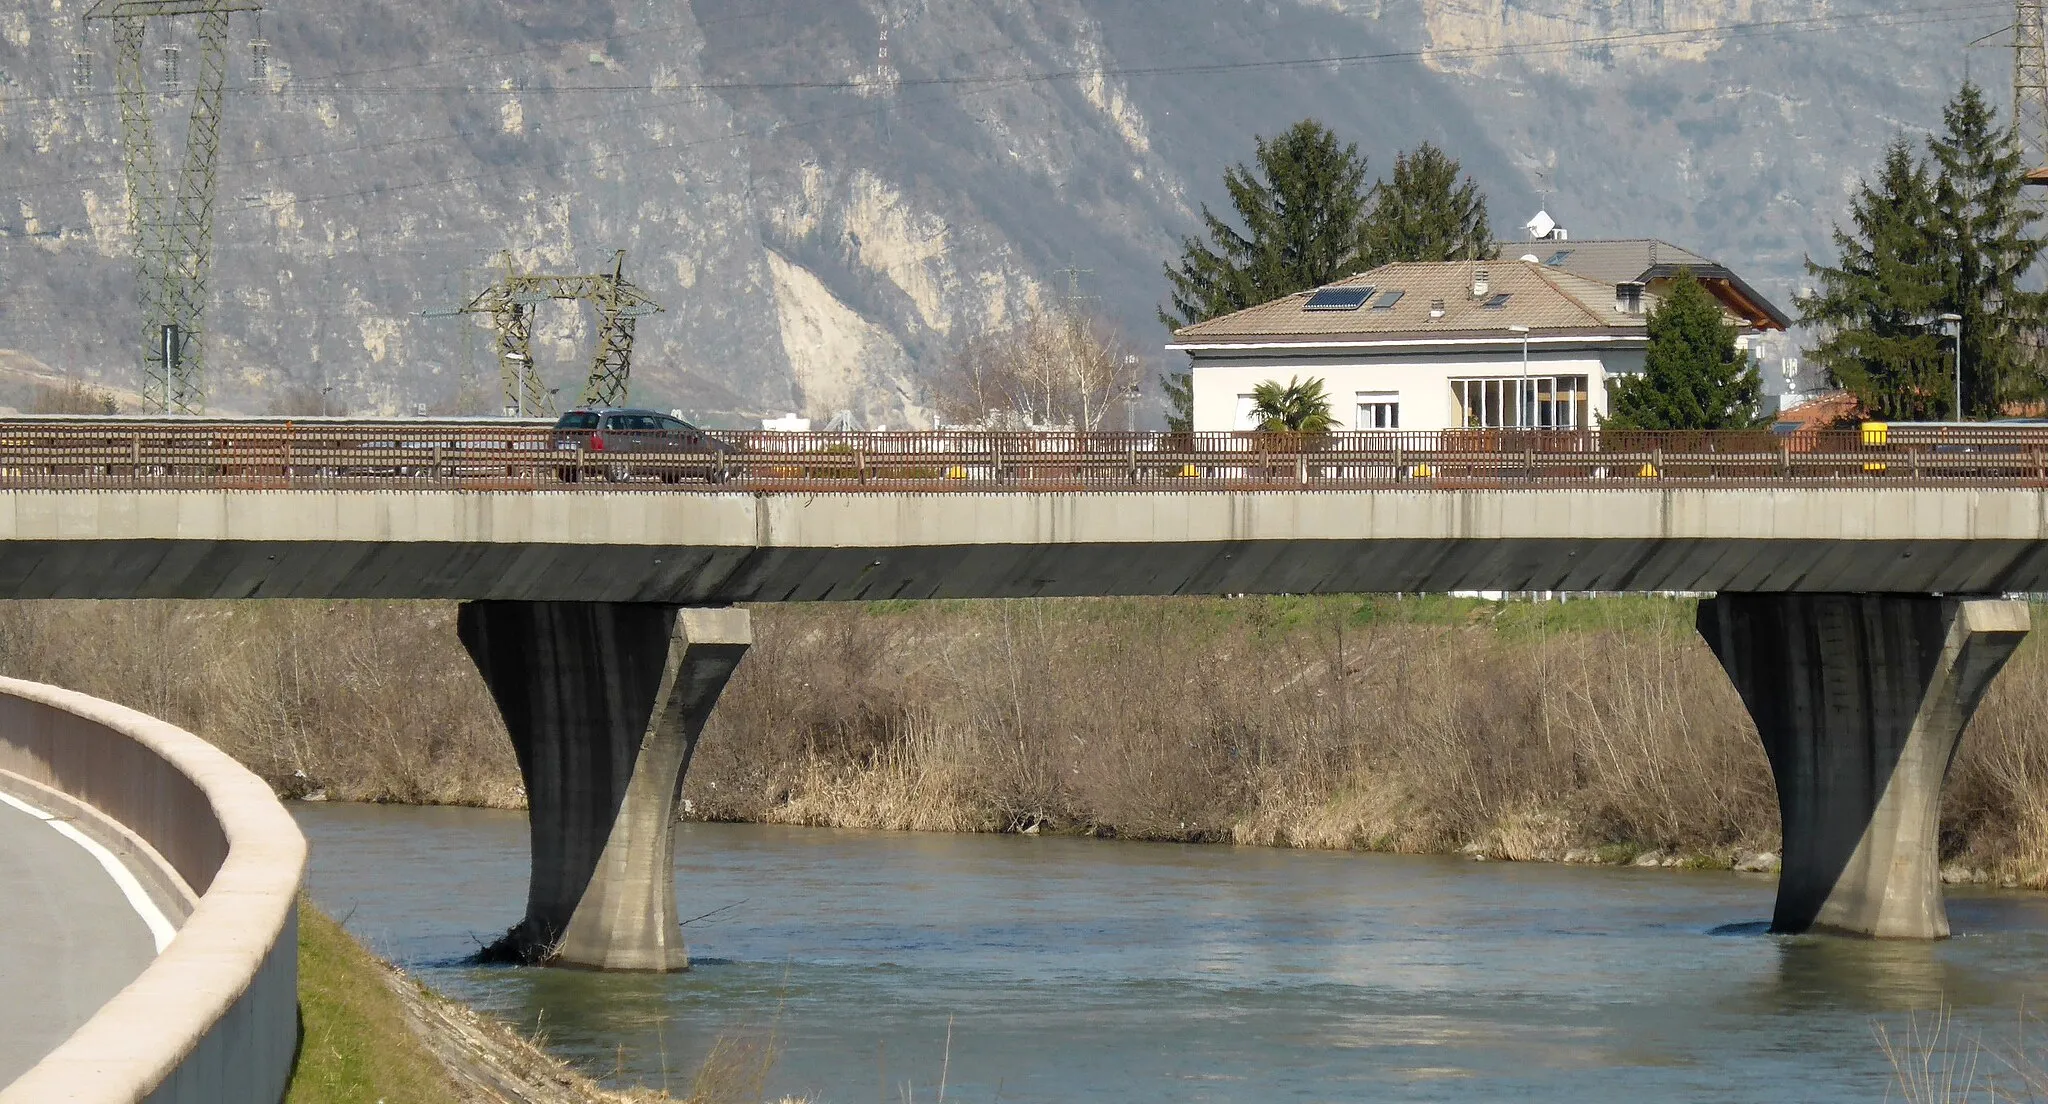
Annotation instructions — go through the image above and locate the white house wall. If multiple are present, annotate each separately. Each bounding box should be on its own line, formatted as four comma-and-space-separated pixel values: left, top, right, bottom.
1188, 347, 1642, 431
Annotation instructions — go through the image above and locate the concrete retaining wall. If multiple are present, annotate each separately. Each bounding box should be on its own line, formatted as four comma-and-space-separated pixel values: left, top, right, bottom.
0, 678, 305, 1104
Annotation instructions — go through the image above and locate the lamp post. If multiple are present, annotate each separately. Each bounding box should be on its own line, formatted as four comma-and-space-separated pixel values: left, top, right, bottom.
1508, 325, 1532, 428
1939, 312, 1963, 420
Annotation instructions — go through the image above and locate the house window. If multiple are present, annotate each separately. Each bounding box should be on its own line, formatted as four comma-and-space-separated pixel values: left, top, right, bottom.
1355, 392, 1400, 429
1451, 376, 1590, 429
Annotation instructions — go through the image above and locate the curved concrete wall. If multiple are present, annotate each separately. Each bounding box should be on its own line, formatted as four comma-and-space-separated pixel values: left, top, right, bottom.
0, 678, 305, 1104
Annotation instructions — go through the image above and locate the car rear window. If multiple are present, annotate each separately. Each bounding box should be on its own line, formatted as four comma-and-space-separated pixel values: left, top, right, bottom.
555, 412, 600, 431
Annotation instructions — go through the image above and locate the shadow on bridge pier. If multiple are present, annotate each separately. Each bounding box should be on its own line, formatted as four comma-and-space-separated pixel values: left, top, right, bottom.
1700, 594, 2031, 939
458, 601, 750, 971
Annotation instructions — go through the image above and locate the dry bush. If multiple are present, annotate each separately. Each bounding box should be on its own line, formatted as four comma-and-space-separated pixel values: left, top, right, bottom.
0, 596, 2042, 875
0, 600, 517, 805
690, 597, 1786, 858
931, 307, 1141, 430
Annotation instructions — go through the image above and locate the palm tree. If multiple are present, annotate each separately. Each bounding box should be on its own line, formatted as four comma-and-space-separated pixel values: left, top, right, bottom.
1249, 376, 1335, 433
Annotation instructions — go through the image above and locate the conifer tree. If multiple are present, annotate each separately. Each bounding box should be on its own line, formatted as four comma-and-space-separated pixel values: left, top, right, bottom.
1801, 138, 1953, 420
1159, 120, 1375, 329
1929, 81, 2047, 415
1159, 368, 1193, 434
1605, 273, 1764, 429
1362, 142, 1494, 265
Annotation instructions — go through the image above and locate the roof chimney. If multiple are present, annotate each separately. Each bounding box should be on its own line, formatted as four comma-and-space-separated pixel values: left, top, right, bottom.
1470, 268, 1490, 299
1428, 298, 1447, 320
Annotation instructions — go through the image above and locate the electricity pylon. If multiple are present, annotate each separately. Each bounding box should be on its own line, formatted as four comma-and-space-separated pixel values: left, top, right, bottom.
2019, 0, 2048, 185
86, 0, 259, 414
456, 251, 662, 417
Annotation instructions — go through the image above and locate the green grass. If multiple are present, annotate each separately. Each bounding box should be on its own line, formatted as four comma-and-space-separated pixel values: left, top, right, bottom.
287, 900, 461, 1104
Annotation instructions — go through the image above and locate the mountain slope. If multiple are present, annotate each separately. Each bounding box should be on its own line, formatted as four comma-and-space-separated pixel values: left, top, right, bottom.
0, 0, 1982, 420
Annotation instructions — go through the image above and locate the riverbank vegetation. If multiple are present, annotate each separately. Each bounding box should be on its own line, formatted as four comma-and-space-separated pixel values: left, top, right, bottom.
3, 596, 2046, 881
292, 900, 462, 1104
294, 899, 797, 1103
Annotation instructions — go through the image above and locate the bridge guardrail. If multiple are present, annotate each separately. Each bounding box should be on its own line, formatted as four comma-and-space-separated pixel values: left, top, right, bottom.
0, 423, 2041, 489
0, 679, 305, 1104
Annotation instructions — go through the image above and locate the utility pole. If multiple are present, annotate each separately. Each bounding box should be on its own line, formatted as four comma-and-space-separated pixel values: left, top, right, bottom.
85, 0, 259, 414
453, 251, 662, 416
2018, 0, 2048, 188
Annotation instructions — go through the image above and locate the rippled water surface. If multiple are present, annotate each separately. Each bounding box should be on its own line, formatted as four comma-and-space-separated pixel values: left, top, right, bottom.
295, 803, 2048, 1102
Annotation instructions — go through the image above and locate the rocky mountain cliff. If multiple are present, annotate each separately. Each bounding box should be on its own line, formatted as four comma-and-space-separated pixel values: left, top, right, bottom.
0, 0, 1983, 421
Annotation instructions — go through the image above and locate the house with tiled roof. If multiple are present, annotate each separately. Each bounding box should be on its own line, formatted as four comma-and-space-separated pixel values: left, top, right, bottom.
1495, 236, 1792, 331
1170, 259, 1758, 432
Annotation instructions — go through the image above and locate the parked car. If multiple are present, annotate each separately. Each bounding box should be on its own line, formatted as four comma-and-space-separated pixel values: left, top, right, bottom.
550, 408, 737, 483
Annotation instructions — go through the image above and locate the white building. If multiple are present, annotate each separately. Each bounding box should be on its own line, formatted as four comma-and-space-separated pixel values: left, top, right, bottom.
1169, 252, 1787, 433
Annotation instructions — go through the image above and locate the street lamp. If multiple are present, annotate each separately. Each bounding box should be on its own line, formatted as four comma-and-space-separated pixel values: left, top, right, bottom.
1508, 325, 1532, 428
1938, 313, 1963, 420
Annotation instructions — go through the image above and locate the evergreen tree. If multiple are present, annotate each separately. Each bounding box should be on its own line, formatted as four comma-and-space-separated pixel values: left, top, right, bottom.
1160, 120, 1375, 329
1363, 142, 1494, 265
1801, 137, 1952, 421
1929, 80, 2047, 416
1605, 273, 1765, 429
1159, 368, 1192, 434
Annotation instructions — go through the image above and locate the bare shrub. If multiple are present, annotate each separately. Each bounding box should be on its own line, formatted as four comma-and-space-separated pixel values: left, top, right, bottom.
0, 600, 516, 805
28, 378, 118, 414
931, 308, 1141, 430
0, 595, 2040, 876
690, 597, 1788, 857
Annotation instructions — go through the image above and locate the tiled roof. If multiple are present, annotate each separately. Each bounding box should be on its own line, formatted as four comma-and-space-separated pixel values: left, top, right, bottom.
1496, 238, 1791, 328
1495, 238, 1712, 285
1170, 260, 1654, 345
1772, 390, 1863, 430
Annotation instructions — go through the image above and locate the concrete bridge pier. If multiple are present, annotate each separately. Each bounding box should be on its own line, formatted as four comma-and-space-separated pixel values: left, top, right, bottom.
1697, 594, 2029, 938
457, 601, 750, 970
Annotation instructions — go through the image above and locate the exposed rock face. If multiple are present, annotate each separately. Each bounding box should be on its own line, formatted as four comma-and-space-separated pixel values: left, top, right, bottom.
0, 0, 1972, 420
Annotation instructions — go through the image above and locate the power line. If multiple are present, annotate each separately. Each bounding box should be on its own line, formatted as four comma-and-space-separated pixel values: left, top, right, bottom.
0, 0, 2011, 110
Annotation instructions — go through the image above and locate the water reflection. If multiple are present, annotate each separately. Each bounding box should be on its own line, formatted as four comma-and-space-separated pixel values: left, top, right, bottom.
295, 805, 2048, 1104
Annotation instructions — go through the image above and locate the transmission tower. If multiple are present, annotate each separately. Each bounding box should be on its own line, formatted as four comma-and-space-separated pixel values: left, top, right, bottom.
2018, 0, 2048, 185
85, 0, 258, 414
455, 251, 662, 417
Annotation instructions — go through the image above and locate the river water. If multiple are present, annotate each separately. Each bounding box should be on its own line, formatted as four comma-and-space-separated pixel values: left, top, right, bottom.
295, 803, 2048, 1103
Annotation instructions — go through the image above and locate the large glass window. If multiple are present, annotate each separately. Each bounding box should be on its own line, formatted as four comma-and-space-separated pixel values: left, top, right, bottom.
1451, 376, 1589, 429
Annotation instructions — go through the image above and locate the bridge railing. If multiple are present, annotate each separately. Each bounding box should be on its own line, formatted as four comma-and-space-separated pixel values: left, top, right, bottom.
0, 422, 2042, 489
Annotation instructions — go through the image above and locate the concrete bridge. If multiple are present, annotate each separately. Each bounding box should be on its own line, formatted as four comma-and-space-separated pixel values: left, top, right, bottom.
5, 419, 2048, 973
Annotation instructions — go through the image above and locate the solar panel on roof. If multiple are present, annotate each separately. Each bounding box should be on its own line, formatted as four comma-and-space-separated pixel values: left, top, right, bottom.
1482, 292, 1512, 309
1372, 290, 1404, 309
1304, 286, 1373, 311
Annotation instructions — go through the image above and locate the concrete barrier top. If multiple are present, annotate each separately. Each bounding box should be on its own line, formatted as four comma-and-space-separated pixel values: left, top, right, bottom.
0, 678, 306, 1104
